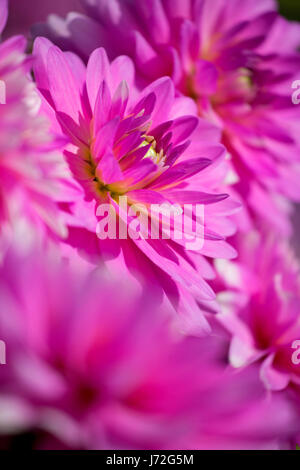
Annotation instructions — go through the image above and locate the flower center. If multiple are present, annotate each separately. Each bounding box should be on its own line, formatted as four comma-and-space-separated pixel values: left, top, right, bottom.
83, 133, 167, 201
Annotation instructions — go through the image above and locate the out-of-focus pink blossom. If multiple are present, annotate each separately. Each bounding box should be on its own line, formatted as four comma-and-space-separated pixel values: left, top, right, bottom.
0, 0, 68, 254
0, 247, 298, 450
32, 39, 240, 333
216, 232, 300, 392
38, 0, 300, 235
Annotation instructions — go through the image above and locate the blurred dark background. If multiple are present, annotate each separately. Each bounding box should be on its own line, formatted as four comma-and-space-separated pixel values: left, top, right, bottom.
279, 0, 300, 20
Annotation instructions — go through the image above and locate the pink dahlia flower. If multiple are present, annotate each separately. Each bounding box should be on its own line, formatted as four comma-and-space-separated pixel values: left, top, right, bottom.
0, 0, 67, 252
32, 39, 239, 333
216, 232, 300, 393
37, 0, 300, 234
0, 247, 298, 450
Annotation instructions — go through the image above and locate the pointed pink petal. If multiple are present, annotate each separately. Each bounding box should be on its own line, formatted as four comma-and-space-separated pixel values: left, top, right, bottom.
260, 355, 290, 391
86, 47, 110, 110
110, 80, 129, 119
91, 118, 119, 162
110, 55, 135, 93
141, 77, 175, 129
165, 190, 229, 205
47, 47, 84, 124
33, 37, 54, 92
93, 80, 112, 134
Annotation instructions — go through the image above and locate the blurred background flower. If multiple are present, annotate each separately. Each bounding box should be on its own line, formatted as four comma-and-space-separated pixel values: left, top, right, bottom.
0, 0, 70, 257
216, 232, 300, 392
0, 247, 299, 450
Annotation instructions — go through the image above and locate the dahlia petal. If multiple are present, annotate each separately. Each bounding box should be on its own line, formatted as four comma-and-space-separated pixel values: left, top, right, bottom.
161, 45, 183, 84
110, 55, 135, 93
120, 160, 157, 189
256, 118, 294, 144
179, 19, 200, 65
31, 198, 68, 239
229, 335, 257, 368
248, 183, 291, 236
278, 165, 300, 201
169, 96, 198, 119
194, 59, 218, 96
165, 190, 228, 205
165, 141, 191, 166
131, 237, 215, 301
163, 0, 191, 20
141, 77, 175, 129
132, 91, 156, 119
182, 144, 225, 169
192, 253, 216, 280
127, 189, 169, 205
176, 289, 213, 335
92, 117, 119, 162
114, 131, 143, 160
90, 0, 123, 24
170, 116, 199, 145
64, 52, 86, 92
261, 16, 300, 53
93, 80, 112, 134
86, 47, 110, 110
183, 121, 222, 151
204, 197, 241, 216
224, 0, 276, 22
260, 355, 290, 391
194, 0, 224, 42
150, 158, 211, 189
0, 35, 27, 58
33, 37, 54, 92
110, 80, 129, 119
56, 112, 89, 148
200, 240, 237, 259
47, 47, 84, 124
220, 13, 277, 49
64, 151, 91, 182
131, 29, 158, 65
150, 121, 173, 142
119, 143, 152, 170
137, 0, 170, 44
96, 153, 124, 185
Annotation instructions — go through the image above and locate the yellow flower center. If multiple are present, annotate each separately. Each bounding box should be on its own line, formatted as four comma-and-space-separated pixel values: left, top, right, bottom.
141, 135, 166, 166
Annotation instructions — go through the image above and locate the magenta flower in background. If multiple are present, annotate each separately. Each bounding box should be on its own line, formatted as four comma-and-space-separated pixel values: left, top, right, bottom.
32, 39, 240, 334
0, 0, 68, 254
216, 232, 300, 393
37, 0, 300, 235
0, 247, 298, 450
